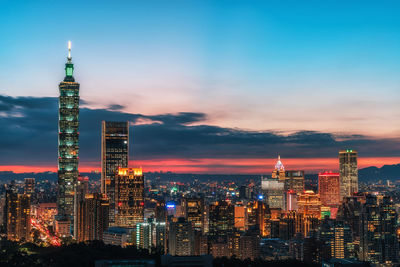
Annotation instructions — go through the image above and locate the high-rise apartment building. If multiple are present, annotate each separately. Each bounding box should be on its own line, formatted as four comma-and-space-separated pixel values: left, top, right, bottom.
24, 178, 35, 195
298, 190, 322, 236
239, 233, 260, 260
135, 218, 166, 253
298, 191, 321, 219
101, 121, 129, 225
155, 200, 167, 223
360, 195, 399, 265
73, 176, 89, 236
57, 41, 80, 223
380, 196, 399, 265
234, 205, 246, 231
279, 211, 299, 240
6, 191, 31, 241
75, 193, 109, 242
284, 170, 305, 194
261, 177, 285, 209
208, 200, 234, 239
337, 195, 364, 241
168, 217, 194, 256
115, 167, 144, 227
339, 150, 358, 199
319, 219, 354, 260
360, 194, 381, 263
318, 172, 340, 208
239, 185, 251, 199
182, 198, 204, 232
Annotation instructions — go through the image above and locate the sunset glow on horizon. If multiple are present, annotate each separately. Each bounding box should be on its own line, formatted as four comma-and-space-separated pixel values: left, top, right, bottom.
2, 156, 400, 175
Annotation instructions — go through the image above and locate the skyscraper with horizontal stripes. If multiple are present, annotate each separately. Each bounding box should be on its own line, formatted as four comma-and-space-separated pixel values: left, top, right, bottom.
57, 41, 80, 226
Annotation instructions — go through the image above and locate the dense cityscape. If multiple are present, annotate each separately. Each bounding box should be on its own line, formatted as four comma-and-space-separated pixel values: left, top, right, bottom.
3, 1, 400, 266
0, 42, 399, 267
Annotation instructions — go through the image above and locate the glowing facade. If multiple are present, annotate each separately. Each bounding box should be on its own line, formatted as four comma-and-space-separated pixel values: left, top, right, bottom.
115, 167, 144, 227
318, 172, 340, 207
339, 150, 358, 199
298, 190, 321, 219
6, 191, 31, 242
57, 41, 80, 220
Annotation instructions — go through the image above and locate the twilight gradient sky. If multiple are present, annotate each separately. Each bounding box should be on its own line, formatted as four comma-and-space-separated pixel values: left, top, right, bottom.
1, 1, 400, 173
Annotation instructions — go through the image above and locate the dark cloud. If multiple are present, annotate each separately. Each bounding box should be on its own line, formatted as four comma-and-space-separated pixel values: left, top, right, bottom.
0, 95, 399, 166
107, 104, 125, 111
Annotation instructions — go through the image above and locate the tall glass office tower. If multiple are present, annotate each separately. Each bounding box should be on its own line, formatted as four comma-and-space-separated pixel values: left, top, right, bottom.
101, 121, 129, 225
339, 149, 358, 200
57, 41, 80, 220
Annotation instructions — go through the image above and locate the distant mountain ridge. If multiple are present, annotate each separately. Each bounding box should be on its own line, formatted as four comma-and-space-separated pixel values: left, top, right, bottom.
358, 164, 400, 182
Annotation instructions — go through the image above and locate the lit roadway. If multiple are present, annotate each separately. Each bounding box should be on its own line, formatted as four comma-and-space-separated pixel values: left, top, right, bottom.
30, 218, 61, 246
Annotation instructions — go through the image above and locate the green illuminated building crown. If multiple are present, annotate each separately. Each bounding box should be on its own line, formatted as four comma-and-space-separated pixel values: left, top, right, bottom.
64, 41, 75, 81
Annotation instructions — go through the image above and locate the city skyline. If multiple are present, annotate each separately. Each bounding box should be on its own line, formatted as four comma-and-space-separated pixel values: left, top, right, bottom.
2, 2, 400, 266
1, 1, 400, 173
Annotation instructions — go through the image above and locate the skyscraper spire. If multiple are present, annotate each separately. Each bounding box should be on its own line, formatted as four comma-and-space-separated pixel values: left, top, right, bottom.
68, 41, 72, 61
65, 41, 74, 79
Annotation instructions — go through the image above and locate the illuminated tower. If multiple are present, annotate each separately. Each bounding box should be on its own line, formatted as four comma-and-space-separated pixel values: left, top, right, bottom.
298, 190, 321, 219
318, 172, 340, 208
115, 167, 144, 227
298, 190, 321, 236
261, 155, 285, 209
339, 149, 358, 199
272, 155, 285, 180
57, 41, 80, 222
101, 121, 129, 225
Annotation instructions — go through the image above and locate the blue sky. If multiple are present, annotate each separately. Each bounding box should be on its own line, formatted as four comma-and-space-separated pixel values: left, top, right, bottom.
1, 1, 400, 171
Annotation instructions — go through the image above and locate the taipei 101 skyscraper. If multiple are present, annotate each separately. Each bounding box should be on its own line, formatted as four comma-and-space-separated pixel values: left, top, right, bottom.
56, 41, 80, 231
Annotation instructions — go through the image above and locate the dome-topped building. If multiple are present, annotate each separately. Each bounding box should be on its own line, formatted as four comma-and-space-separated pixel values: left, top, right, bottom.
274, 155, 285, 171
272, 155, 286, 181
261, 155, 286, 210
